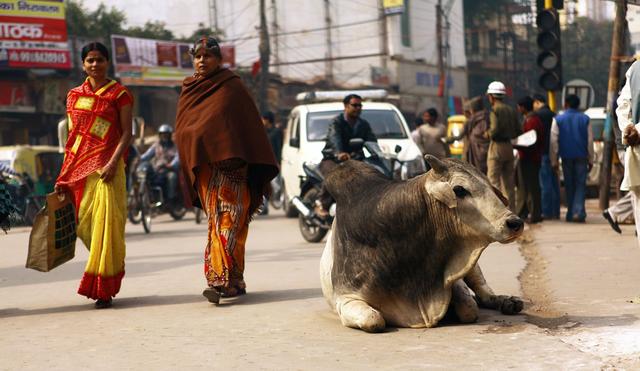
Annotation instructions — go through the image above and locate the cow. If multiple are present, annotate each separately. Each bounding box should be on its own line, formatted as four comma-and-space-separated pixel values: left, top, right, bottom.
319, 155, 524, 332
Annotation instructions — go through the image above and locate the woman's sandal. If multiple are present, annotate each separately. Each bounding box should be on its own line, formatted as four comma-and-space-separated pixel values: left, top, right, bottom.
202, 287, 221, 304
95, 298, 112, 309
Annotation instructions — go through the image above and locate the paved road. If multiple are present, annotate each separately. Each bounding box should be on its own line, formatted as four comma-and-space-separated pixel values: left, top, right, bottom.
1, 200, 640, 370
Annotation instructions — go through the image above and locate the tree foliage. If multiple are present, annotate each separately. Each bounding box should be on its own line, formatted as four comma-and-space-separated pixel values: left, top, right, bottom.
561, 17, 613, 106
463, 0, 517, 28
66, 1, 177, 42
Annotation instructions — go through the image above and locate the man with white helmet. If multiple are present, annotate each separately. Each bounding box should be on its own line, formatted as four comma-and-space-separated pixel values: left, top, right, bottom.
486, 81, 521, 211
141, 124, 181, 204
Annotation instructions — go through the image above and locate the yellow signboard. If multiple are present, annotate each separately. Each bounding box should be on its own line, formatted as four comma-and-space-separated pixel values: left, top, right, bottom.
0, 0, 65, 19
383, 0, 404, 14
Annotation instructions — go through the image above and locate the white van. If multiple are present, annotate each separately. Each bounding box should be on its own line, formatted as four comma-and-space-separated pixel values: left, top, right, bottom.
280, 99, 425, 216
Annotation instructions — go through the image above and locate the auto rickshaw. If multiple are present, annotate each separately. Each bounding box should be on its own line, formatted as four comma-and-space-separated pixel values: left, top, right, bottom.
447, 114, 467, 159
0, 145, 64, 196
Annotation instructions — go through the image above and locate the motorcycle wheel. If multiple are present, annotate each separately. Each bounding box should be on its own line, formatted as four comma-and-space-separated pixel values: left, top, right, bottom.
298, 188, 328, 243
169, 204, 187, 220
140, 185, 152, 234
128, 191, 142, 224
283, 186, 298, 218
194, 208, 203, 224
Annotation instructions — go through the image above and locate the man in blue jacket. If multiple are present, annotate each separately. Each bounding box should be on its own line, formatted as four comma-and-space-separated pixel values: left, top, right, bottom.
550, 95, 594, 222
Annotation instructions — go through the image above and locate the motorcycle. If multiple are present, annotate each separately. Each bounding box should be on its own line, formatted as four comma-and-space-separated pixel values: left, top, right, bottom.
292, 139, 402, 243
1, 172, 42, 226
129, 161, 187, 233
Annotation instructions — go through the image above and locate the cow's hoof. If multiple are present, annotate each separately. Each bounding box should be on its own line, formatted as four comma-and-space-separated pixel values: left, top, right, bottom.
499, 296, 523, 315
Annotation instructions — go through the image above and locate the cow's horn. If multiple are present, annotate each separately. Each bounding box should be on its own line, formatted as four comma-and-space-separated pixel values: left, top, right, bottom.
424, 154, 448, 174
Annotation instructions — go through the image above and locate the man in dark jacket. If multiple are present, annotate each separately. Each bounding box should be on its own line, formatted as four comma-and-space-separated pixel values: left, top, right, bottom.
315, 94, 377, 217
533, 93, 559, 219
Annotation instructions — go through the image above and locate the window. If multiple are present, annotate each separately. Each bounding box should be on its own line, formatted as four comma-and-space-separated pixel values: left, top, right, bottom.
288, 113, 300, 148
471, 32, 479, 54
489, 30, 498, 56
306, 110, 408, 141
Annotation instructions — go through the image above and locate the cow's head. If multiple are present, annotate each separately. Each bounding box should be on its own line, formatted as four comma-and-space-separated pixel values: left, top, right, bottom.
423, 155, 523, 243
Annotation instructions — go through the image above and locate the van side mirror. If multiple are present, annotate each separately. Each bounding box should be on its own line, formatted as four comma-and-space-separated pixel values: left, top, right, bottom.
394, 145, 402, 153
289, 137, 300, 148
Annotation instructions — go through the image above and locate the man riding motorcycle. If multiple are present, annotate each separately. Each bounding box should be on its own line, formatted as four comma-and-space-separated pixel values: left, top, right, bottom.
314, 93, 378, 217
140, 124, 180, 205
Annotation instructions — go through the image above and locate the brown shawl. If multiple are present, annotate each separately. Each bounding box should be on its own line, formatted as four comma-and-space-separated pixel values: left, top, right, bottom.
175, 68, 279, 215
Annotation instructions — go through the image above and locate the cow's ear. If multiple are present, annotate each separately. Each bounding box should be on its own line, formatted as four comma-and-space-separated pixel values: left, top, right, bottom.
424, 155, 448, 175
425, 180, 457, 208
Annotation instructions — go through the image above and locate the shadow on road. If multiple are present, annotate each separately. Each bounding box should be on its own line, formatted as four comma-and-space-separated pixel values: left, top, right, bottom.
525, 312, 638, 330
0, 294, 204, 319
214, 287, 323, 306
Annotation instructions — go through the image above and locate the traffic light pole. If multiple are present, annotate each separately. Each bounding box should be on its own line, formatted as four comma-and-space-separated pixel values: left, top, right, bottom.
543, 0, 556, 112
599, 0, 627, 210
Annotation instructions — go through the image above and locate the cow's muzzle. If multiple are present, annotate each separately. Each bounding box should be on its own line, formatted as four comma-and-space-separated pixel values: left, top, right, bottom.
506, 217, 524, 234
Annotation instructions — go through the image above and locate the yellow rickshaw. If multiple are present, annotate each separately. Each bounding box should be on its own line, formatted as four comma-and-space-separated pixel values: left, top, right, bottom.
447, 114, 467, 159
0, 145, 64, 196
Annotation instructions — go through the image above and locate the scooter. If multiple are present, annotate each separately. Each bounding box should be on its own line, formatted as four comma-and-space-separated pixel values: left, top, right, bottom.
292, 139, 400, 243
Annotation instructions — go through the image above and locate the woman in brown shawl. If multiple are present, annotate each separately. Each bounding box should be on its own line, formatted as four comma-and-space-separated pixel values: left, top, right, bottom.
175, 37, 278, 304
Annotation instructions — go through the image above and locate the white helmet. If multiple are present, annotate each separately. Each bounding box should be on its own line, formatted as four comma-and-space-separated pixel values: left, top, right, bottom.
486, 81, 507, 96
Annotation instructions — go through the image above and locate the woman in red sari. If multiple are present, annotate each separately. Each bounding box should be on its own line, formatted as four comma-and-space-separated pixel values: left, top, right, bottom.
55, 42, 133, 308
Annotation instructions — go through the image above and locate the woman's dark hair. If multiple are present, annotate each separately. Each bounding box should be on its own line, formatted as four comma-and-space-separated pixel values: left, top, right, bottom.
81, 42, 110, 62
189, 36, 222, 59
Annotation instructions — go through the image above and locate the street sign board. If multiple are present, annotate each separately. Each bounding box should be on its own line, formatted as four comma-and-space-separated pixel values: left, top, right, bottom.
562, 79, 595, 110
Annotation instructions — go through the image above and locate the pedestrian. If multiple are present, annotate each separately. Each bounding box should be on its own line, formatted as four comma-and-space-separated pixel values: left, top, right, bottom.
602, 121, 632, 234
175, 37, 278, 303
515, 96, 544, 223
615, 60, 640, 243
462, 96, 490, 174
550, 94, 594, 223
486, 81, 521, 211
260, 111, 283, 216
533, 93, 560, 220
416, 108, 448, 158
54, 42, 132, 308
411, 116, 423, 150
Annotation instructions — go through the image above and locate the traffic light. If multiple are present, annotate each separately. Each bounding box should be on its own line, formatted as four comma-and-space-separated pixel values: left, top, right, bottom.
536, 8, 562, 91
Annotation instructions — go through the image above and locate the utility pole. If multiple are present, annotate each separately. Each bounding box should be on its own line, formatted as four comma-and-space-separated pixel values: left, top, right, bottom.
377, 0, 388, 70
324, 0, 334, 86
208, 0, 218, 31
599, 0, 627, 209
258, 0, 271, 113
271, 0, 279, 75
436, 0, 448, 119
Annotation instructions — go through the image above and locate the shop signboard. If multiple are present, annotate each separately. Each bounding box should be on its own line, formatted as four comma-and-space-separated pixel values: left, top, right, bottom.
383, 0, 404, 15
111, 35, 236, 86
0, 80, 35, 112
0, 0, 71, 69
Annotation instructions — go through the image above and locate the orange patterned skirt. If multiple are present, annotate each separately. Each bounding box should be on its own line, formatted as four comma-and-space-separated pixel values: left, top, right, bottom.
196, 161, 250, 294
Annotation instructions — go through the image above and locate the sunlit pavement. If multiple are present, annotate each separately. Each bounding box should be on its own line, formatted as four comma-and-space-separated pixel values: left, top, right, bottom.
1, 199, 639, 369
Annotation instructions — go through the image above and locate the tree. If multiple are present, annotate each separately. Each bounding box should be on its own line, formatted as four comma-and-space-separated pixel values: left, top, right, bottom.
561, 17, 613, 106
127, 21, 175, 41
464, 0, 515, 28
179, 22, 224, 43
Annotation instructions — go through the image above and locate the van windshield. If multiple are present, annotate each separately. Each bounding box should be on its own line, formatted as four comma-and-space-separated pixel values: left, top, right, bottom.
307, 109, 408, 141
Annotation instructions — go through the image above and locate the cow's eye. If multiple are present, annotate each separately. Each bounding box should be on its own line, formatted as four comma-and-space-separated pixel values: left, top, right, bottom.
453, 185, 470, 198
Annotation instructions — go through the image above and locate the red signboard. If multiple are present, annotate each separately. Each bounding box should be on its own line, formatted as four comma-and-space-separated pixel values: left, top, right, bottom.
0, 0, 70, 69
0, 80, 35, 112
